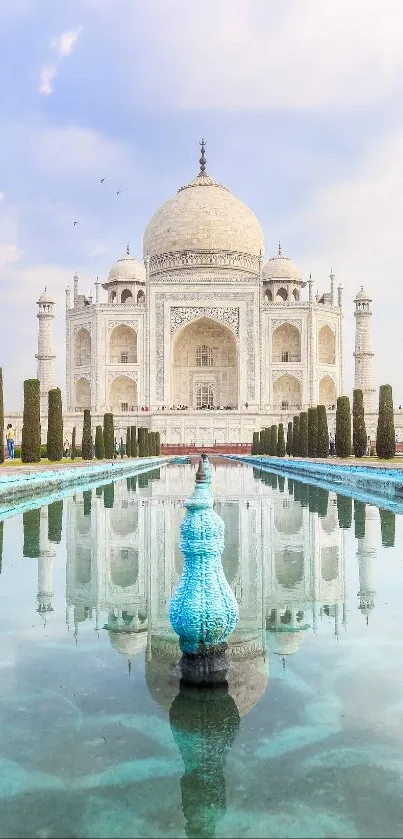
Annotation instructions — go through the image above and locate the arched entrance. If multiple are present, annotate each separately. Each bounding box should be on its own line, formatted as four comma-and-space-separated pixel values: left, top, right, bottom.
109, 324, 137, 364
109, 376, 137, 413
272, 323, 301, 363
75, 328, 91, 366
272, 374, 301, 412
318, 326, 335, 364
319, 375, 336, 408
75, 377, 91, 409
172, 317, 238, 408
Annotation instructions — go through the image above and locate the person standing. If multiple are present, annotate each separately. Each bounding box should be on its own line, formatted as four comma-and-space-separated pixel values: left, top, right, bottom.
6, 424, 15, 459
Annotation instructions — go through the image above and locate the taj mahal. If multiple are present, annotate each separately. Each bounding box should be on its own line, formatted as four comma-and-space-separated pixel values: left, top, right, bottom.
9, 141, 388, 446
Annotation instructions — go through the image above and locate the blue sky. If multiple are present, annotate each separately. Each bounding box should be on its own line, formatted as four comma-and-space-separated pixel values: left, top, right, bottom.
1, 0, 402, 409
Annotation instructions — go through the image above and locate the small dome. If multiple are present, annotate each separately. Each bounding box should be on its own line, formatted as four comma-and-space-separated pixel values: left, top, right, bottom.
355, 287, 371, 302
38, 288, 54, 304
143, 166, 264, 261
108, 630, 147, 658
267, 629, 305, 657
107, 248, 146, 284
262, 244, 301, 281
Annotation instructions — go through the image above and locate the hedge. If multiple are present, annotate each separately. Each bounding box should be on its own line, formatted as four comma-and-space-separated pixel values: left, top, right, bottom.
335, 396, 351, 458
353, 389, 367, 458
47, 388, 63, 461
376, 384, 396, 459
103, 413, 115, 459
95, 425, 104, 459
307, 407, 318, 458
21, 379, 41, 463
82, 409, 93, 460
317, 405, 329, 458
299, 412, 308, 457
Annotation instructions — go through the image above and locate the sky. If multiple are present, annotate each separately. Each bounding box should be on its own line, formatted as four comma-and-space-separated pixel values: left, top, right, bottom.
0, 0, 402, 410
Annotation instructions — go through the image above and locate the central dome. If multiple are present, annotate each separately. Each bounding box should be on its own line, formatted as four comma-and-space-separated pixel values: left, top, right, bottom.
143, 152, 264, 261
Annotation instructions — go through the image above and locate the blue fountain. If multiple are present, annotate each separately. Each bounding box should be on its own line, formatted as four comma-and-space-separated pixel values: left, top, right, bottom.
169, 457, 239, 686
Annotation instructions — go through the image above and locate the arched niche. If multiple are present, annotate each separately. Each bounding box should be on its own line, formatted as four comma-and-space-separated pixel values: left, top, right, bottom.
109, 547, 139, 588
75, 377, 91, 409
276, 287, 288, 301
273, 374, 301, 412
319, 375, 336, 408
321, 546, 339, 582
292, 289, 300, 301
274, 502, 303, 535
74, 545, 92, 585
321, 502, 337, 534
75, 328, 91, 367
172, 317, 238, 408
275, 549, 304, 590
265, 289, 273, 302
272, 323, 301, 363
110, 504, 138, 537
121, 289, 133, 304
137, 290, 145, 305
109, 324, 137, 364
109, 375, 137, 413
318, 325, 335, 364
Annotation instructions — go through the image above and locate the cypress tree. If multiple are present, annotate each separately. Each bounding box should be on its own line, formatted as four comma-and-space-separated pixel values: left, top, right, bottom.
155, 431, 161, 455
82, 409, 92, 460
71, 426, 76, 460
353, 389, 367, 458
138, 427, 145, 457
376, 385, 396, 459
148, 431, 155, 456
23, 508, 41, 557
130, 426, 138, 457
126, 427, 131, 457
307, 407, 318, 457
95, 425, 104, 459
103, 482, 115, 509
337, 494, 353, 529
47, 387, 63, 461
21, 379, 41, 463
259, 428, 266, 455
119, 437, 124, 458
103, 413, 115, 459
270, 425, 277, 456
277, 423, 286, 457
299, 412, 308, 457
252, 431, 259, 455
292, 415, 300, 457
0, 368, 4, 464
335, 396, 351, 458
48, 500, 63, 543
317, 405, 329, 458
380, 508, 395, 547
354, 500, 366, 540
286, 421, 293, 456
83, 489, 92, 517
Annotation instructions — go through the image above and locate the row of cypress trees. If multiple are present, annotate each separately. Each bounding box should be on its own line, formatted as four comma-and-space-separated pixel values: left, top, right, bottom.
252, 405, 330, 458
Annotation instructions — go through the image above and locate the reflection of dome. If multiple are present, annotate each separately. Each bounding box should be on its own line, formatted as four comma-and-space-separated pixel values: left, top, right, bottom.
143, 166, 264, 260
262, 247, 301, 281
145, 631, 268, 717
267, 630, 304, 657
106, 250, 146, 284
108, 630, 147, 658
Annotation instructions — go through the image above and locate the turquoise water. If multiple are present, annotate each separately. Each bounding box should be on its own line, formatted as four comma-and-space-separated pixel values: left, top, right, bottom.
0, 460, 402, 838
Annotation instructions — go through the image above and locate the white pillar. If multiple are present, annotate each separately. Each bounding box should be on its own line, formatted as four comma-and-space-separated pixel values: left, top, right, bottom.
35, 289, 56, 416
330, 269, 335, 306
354, 287, 375, 414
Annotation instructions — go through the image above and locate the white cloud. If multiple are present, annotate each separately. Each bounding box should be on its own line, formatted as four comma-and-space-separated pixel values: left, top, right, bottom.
39, 66, 57, 95
51, 26, 83, 58
0, 243, 19, 270
0, 192, 5, 202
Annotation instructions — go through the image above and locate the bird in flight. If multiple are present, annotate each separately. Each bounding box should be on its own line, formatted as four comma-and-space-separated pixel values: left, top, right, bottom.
73, 220, 79, 226
116, 190, 121, 196
100, 178, 105, 183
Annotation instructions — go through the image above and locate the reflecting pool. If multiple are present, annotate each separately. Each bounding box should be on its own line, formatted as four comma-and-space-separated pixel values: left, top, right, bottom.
1, 460, 403, 838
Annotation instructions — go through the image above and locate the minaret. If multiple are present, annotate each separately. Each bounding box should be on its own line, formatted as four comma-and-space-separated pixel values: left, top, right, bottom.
35, 288, 56, 415
357, 505, 377, 622
354, 287, 375, 414
37, 506, 55, 618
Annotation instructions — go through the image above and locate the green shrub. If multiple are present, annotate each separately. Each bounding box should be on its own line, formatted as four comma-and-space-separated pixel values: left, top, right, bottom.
71, 427, 76, 460
353, 389, 367, 458
286, 421, 293, 456
0, 368, 3, 464
48, 500, 63, 544
47, 388, 63, 461
292, 415, 300, 457
130, 426, 138, 457
82, 409, 93, 460
299, 412, 308, 457
103, 413, 115, 459
370, 446, 375, 456
95, 425, 104, 459
21, 379, 41, 463
307, 407, 318, 457
126, 427, 131, 457
14, 446, 21, 459
335, 396, 351, 458
270, 425, 277, 456
40, 444, 47, 458
376, 384, 396, 459
317, 405, 329, 458
277, 423, 286, 457
23, 509, 40, 557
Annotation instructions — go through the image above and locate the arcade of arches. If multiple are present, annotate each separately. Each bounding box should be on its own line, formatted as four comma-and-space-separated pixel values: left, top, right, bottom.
172, 318, 238, 408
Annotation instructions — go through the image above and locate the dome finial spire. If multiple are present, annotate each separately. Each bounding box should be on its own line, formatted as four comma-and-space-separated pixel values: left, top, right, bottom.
199, 138, 207, 174
126, 242, 130, 256
278, 240, 282, 257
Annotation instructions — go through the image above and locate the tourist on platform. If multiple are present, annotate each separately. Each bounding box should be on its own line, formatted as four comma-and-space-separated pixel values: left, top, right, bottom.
6, 424, 15, 459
